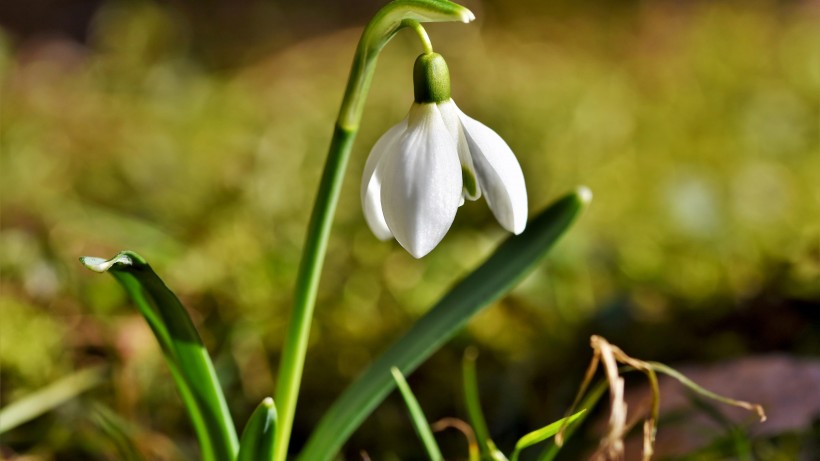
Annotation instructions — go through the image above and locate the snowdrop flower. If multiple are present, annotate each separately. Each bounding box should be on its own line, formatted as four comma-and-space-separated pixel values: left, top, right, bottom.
361, 52, 527, 258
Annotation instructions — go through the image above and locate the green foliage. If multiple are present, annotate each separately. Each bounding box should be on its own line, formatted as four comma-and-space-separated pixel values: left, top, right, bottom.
0, 366, 106, 433
272, 3, 475, 457
299, 189, 587, 461
391, 368, 444, 461
1, 0, 817, 458
462, 349, 506, 460
510, 410, 586, 461
462, 347, 591, 461
80, 252, 238, 461
394, 350, 588, 461
237, 398, 277, 461
538, 382, 608, 461
90, 403, 146, 461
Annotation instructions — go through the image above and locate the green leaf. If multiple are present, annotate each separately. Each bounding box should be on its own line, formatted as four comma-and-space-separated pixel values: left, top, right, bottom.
538, 380, 607, 461
80, 251, 238, 461
90, 403, 146, 461
0, 366, 106, 433
391, 368, 443, 461
298, 187, 592, 461
237, 398, 277, 461
462, 349, 506, 461
510, 410, 586, 461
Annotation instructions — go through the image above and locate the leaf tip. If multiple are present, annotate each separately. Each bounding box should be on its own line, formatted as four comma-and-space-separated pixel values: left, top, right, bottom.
576, 186, 593, 206
754, 404, 767, 422
261, 397, 277, 415
80, 250, 148, 273
459, 7, 475, 23
80, 253, 134, 273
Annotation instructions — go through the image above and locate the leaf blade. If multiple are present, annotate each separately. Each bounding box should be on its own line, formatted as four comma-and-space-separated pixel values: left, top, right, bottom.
298, 188, 592, 461
391, 368, 443, 461
538, 380, 608, 461
0, 366, 106, 433
80, 252, 239, 461
462, 348, 506, 460
237, 398, 277, 461
511, 410, 586, 461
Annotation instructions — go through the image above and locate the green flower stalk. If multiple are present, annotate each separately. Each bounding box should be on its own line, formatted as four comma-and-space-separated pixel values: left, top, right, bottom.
273, 2, 474, 460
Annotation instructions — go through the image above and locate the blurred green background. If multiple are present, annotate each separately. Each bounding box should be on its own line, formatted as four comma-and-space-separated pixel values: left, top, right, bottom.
1, 0, 818, 459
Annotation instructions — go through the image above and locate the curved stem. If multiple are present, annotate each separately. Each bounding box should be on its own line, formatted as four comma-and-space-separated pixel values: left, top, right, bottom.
272, 2, 473, 461
406, 20, 434, 54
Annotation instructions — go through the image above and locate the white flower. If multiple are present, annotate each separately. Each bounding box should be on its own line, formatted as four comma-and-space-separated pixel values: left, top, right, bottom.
361, 56, 528, 258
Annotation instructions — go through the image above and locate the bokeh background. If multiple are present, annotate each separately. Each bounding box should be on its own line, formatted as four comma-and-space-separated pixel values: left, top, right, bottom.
1, 0, 819, 459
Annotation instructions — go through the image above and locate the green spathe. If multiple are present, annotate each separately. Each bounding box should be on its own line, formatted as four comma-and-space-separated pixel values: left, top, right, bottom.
414, 52, 451, 103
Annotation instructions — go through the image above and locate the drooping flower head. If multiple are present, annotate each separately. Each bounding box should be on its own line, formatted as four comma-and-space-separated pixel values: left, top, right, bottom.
362, 52, 528, 258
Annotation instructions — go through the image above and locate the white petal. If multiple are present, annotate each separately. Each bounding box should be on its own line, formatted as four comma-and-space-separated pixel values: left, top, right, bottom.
456, 104, 528, 234
379, 104, 462, 258
437, 100, 481, 201
361, 120, 406, 240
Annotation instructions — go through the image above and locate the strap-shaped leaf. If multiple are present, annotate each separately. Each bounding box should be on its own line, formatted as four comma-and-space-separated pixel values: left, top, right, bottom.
298, 187, 592, 461
0, 366, 106, 433
80, 252, 238, 461
90, 403, 145, 461
462, 349, 506, 460
538, 381, 608, 461
237, 398, 277, 461
510, 410, 586, 461
391, 368, 443, 461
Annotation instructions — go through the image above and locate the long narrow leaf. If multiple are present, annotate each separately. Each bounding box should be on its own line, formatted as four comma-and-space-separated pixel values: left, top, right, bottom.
510, 410, 586, 461
0, 366, 106, 433
462, 349, 506, 460
80, 252, 238, 461
90, 403, 146, 461
237, 398, 277, 461
299, 187, 592, 461
538, 380, 608, 461
647, 362, 766, 422
391, 368, 443, 461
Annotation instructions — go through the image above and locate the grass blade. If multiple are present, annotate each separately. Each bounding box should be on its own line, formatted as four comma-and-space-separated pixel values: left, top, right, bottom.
647, 362, 766, 422
510, 410, 586, 461
391, 368, 443, 461
298, 187, 592, 461
80, 251, 238, 461
462, 348, 506, 460
538, 380, 608, 461
90, 403, 146, 461
237, 398, 277, 461
0, 366, 106, 433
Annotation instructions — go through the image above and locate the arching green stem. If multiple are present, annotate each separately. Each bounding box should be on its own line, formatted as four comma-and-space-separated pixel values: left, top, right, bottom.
272, 2, 473, 461
406, 20, 434, 54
